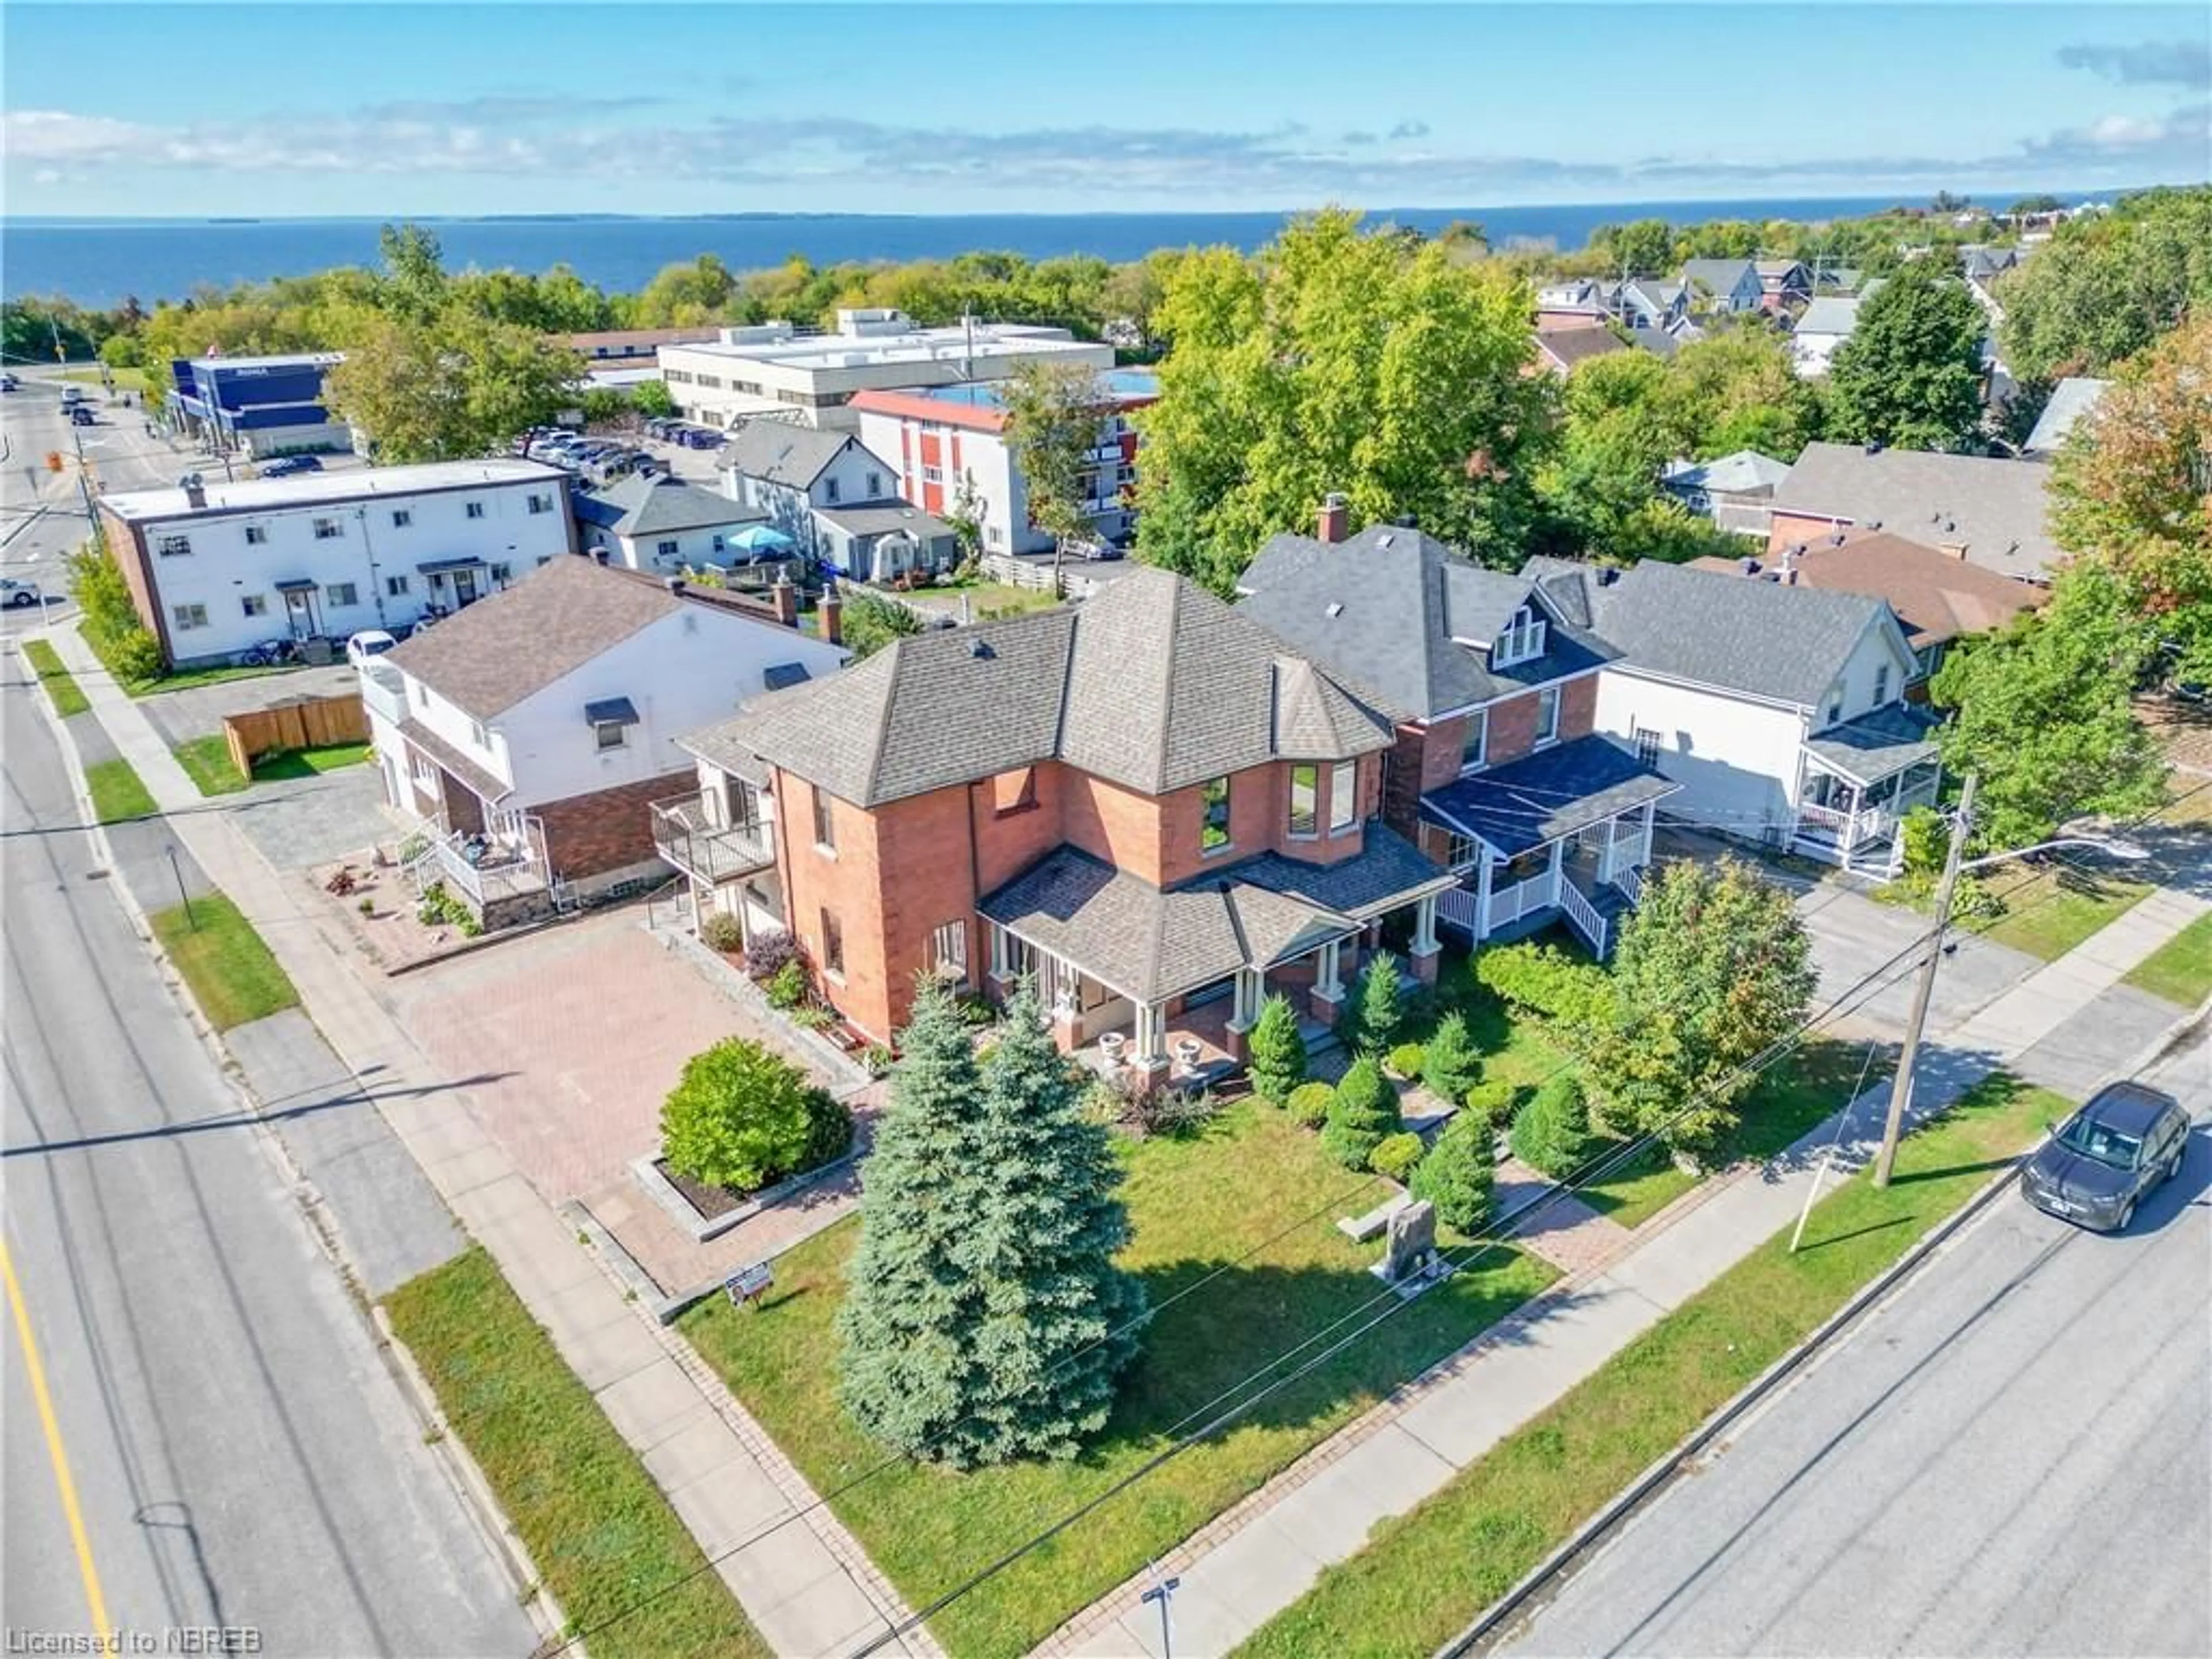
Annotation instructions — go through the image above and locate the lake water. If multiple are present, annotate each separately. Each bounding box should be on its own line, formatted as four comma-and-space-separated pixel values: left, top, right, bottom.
0, 194, 2031, 307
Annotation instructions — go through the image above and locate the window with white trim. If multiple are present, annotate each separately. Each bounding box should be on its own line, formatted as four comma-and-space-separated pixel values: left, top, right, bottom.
1459, 709, 1490, 774
489, 563, 512, 584
1533, 685, 1561, 746
385, 575, 411, 597
465, 501, 486, 520
171, 603, 208, 630
327, 582, 359, 607
811, 783, 836, 853
1288, 765, 1319, 839
240, 594, 267, 618
593, 719, 626, 751
930, 919, 969, 984
1328, 760, 1357, 835
527, 494, 552, 514
1491, 604, 1548, 668
1441, 829, 1478, 870
1633, 725, 1661, 766
824, 476, 841, 503
1201, 776, 1232, 853
391, 509, 412, 528
990, 922, 1036, 982
1873, 664, 1890, 706
243, 525, 268, 546
866, 471, 883, 497
312, 517, 342, 540
819, 907, 845, 976
656, 539, 679, 559
157, 533, 192, 558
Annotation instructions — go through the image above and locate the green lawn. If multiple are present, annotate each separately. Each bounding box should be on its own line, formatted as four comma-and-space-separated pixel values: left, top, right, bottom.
1233, 1071, 2066, 1659
21, 639, 89, 716
1578, 1039, 1877, 1228
174, 735, 372, 797
149, 892, 298, 1029
85, 757, 157, 823
126, 661, 291, 698
1972, 863, 2154, 961
59, 366, 155, 395
173, 735, 251, 796
386, 1248, 768, 1659
2123, 912, 2212, 1009
679, 1103, 1556, 1659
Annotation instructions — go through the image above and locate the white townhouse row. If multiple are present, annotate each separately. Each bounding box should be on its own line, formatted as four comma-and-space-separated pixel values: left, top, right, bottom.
97, 460, 577, 667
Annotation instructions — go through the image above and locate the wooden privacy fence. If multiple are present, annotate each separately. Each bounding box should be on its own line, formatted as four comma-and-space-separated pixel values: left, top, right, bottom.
222, 692, 369, 777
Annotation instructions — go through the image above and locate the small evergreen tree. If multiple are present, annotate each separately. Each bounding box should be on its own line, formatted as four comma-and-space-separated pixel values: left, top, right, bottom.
837, 978, 1146, 1467
1510, 1073, 1595, 1179
1322, 1056, 1402, 1172
1344, 950, 1404, 1055
1246, 993, 1308, 1104
1421, 1012, 1483, 1104
1411, 1111, 1497, 1233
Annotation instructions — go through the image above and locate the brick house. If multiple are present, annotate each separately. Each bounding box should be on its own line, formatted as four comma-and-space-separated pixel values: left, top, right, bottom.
671, 566, 1458, 1072
359, 555, 846, 925
1235, 504, 1679, 959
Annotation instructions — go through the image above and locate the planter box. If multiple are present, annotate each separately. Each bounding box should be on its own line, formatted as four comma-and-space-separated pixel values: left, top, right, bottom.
628, 1144, 861, 1244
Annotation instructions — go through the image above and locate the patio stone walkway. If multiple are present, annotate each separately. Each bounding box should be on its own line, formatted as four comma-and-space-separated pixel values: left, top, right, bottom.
1493, 1156, 1635, 1277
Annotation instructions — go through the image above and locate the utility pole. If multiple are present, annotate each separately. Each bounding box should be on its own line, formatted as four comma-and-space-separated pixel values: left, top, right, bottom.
1873, 771, 1976, 1188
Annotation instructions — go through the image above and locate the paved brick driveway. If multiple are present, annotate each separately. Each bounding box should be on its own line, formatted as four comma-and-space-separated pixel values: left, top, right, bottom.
391, 908, 879, 1295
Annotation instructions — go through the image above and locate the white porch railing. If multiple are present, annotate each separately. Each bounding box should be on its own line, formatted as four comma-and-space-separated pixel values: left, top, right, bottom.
1794, 802, 1899, 853
1558, 877, 1608, 957
1485, 873, 1551, 933
1611, 822, 1652, 871
1612, 862, 1645, 908
1436, 886, 1481, 934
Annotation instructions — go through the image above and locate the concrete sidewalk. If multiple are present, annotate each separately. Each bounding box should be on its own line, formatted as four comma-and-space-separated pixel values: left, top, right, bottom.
47, 625, 935, 1659
1048, 866, 2211, 1658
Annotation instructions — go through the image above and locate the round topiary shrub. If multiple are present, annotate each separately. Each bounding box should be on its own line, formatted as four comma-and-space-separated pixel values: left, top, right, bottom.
1386, 1041, 1427, 1081
1464, 1079, 1521, 1128
1509, 1073, 1594, 1180
1287, 1081, 1336, 1128
1369, 1131, 1425, 1183
1411, 1111, 1496, 1233
698, 911, 745, 954
1322, 1057, 1402, 1172
661, 1036, 827, 1193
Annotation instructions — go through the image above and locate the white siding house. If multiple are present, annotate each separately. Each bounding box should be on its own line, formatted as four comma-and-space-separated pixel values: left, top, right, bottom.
99, 460, 574, 667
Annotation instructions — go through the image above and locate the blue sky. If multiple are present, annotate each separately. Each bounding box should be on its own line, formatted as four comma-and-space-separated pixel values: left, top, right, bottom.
4, 3, 2206, 217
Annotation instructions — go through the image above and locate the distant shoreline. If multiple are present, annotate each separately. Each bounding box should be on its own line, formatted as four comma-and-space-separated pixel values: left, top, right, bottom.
0, 189, 2134, 307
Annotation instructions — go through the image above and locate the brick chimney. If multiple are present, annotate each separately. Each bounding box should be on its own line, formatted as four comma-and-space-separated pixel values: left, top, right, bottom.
181, 473, 207, 509
1316, 491, 1350, 545
771, 570, 797, 628
819, 581, 843, 646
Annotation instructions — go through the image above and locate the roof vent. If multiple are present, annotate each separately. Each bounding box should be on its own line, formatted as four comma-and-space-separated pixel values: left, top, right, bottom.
969, 639, 995, 660
1376, 532, 1394, 548
1830, 529, 1847, 546
1325, 602, 1343, 619
1740, 556, 1761, 575
1868, 518, 1883, 530
1596, 566, 1620, 586
1866, 440, 1885, 455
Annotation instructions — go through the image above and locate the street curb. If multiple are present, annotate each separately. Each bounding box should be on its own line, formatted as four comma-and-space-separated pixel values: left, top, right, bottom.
1437, 1000, 2212, 1659
372, 1303, 574, 1656
16, 632, 566, 1652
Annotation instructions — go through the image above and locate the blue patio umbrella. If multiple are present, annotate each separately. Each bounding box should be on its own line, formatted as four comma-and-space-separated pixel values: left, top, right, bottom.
729, 524, 797, 559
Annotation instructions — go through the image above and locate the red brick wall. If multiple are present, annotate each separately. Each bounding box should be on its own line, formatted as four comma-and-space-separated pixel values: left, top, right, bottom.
1560, 673, 1597, 742
971, 764, 1068, 895
533, 768, 691, 878
99, 509, 171, 662
1063, 772, 1173, 885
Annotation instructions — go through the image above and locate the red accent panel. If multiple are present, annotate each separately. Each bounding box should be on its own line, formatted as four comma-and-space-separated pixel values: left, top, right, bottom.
923, 482, 944, 514
950, 433, 963, 474
919, 432, 942, 467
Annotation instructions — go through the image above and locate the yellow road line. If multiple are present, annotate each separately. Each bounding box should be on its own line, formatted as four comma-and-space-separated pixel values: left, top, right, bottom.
2, 1233, 114, 1646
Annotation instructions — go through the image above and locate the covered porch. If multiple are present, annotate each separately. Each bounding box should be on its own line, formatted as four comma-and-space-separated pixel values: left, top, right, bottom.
1418, 734, 1679, 959
388, 718, 555, 925
1793, 705, 1943, 877
978, 831, 1456, 1088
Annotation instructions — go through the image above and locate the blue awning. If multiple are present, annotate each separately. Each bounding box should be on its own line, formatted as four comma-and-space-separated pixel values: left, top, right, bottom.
584, 697, 639, 727
417, 556, 487, 575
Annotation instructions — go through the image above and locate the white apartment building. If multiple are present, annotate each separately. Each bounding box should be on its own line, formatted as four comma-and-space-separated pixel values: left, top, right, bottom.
98, 460, 575, 668
849, 368, 1157, 555
656, 308, 1116, 431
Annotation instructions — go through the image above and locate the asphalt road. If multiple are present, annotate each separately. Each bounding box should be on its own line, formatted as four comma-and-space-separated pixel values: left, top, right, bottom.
1502, 1027, 2212, 1659
1, 654, 535, 1656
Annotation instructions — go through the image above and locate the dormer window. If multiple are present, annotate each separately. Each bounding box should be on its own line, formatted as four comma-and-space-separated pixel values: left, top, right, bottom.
1492, 604, 1547, 668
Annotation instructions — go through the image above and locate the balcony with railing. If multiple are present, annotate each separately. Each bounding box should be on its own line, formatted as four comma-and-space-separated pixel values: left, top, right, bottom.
652, 793, 774, 884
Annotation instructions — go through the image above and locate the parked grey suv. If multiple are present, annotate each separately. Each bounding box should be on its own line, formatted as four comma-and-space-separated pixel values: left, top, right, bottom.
2020, 1081, 2190, 1232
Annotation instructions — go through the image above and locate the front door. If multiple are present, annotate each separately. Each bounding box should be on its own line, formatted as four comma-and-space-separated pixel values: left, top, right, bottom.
283, 589, 320, 640
452, 569, 482, 608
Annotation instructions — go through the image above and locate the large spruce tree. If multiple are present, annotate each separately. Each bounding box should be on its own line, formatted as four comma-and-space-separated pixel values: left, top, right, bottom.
836, 978, 1147, 1467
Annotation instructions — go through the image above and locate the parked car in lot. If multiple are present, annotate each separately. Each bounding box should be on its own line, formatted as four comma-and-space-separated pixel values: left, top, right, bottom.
70, 404, 97, 426
2, 577, 44, 609
260, 454, 324, 478
345, 628, 399, 666
0, 372, 19, 392
2020, 1081, 2190, 1233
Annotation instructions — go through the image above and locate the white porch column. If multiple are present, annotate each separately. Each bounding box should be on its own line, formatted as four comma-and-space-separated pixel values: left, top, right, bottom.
1638, 797, 1657, 866
1226, 966, 1264, 1032
1842, 783, 1863, 859
1475, 849, 1496, 941
1315, 939, 1346, 1003
1547, 838, 1565, 906
1131, 1000, 1169, 1070
1599, 815, 1619, 884
1412, 894, 1440, 957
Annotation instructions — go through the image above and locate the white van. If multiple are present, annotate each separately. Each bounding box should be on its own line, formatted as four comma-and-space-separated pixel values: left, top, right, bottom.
60, 385, 85, 407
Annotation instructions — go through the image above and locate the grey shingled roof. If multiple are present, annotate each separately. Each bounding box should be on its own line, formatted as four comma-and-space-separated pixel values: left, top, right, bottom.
811, 501, 957, 540
575, 473, 764, 539
397, 717, 511, 804
1230, 824, 1460, 920
2021, 377, 2110, 458
1679, 258, 1757, 295
1770, 442, 2061, 577
702, 566, 1391, 807
1237, 525, 1616, 722
385, 556, 682, 720
721, 422, 871, 490
1421, 736, 1677, 857
1793, 297, 1862, 338
1662, 450, 1790, 495
1803, 703, 1941, 786
1526, 558, 1902, 710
